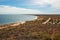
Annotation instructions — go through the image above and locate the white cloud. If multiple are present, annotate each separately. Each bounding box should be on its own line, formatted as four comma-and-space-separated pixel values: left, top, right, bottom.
50, 0, 60, 9
0, 5, 42, 14
30, 0, 60, 9
0, 5, 59, 14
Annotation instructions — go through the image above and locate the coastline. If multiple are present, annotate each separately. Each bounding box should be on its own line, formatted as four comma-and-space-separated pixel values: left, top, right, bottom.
0, 16, 37, 28
0, 14, 36, 25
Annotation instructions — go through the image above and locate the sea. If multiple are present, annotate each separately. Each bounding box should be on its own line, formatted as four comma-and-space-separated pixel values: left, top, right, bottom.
0, 14, 36, 25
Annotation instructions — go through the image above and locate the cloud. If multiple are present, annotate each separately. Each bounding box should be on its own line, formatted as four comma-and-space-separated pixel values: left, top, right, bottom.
0, 5, 59, 14
30, 0, 60, 9
0, 5, 42, 14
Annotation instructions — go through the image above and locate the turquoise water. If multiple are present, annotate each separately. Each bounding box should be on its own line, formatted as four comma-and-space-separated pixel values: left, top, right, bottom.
0, 14, 36, 25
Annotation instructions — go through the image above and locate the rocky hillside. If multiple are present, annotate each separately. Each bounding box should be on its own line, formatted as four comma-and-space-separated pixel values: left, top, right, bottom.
0, 15, 60, 40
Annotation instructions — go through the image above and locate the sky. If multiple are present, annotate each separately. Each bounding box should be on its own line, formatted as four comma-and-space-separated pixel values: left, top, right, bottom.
0, 0, 60, 14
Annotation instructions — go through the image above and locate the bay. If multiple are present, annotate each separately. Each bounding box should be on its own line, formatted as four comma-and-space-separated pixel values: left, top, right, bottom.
0, 14, 36, 25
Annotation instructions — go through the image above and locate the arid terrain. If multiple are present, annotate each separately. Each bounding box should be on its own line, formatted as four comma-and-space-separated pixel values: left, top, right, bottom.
0, 15, 60, 40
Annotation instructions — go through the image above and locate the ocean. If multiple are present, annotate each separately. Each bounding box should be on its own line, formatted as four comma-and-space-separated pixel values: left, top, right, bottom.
0, 14, 36, 25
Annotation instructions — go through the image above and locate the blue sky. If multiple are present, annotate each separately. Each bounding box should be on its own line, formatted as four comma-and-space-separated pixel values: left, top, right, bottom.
0, 0, 60, 14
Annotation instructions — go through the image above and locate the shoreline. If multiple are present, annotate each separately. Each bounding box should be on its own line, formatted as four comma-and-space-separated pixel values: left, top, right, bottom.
0, 21, 26, 29
0, 14, 36, 25
0, 16, 37, 27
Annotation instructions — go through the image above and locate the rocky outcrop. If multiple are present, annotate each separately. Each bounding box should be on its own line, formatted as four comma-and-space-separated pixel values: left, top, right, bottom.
37, 15, 60, 24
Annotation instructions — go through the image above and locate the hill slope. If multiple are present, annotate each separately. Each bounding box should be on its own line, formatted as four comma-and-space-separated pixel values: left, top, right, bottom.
0, 15, 60, 40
